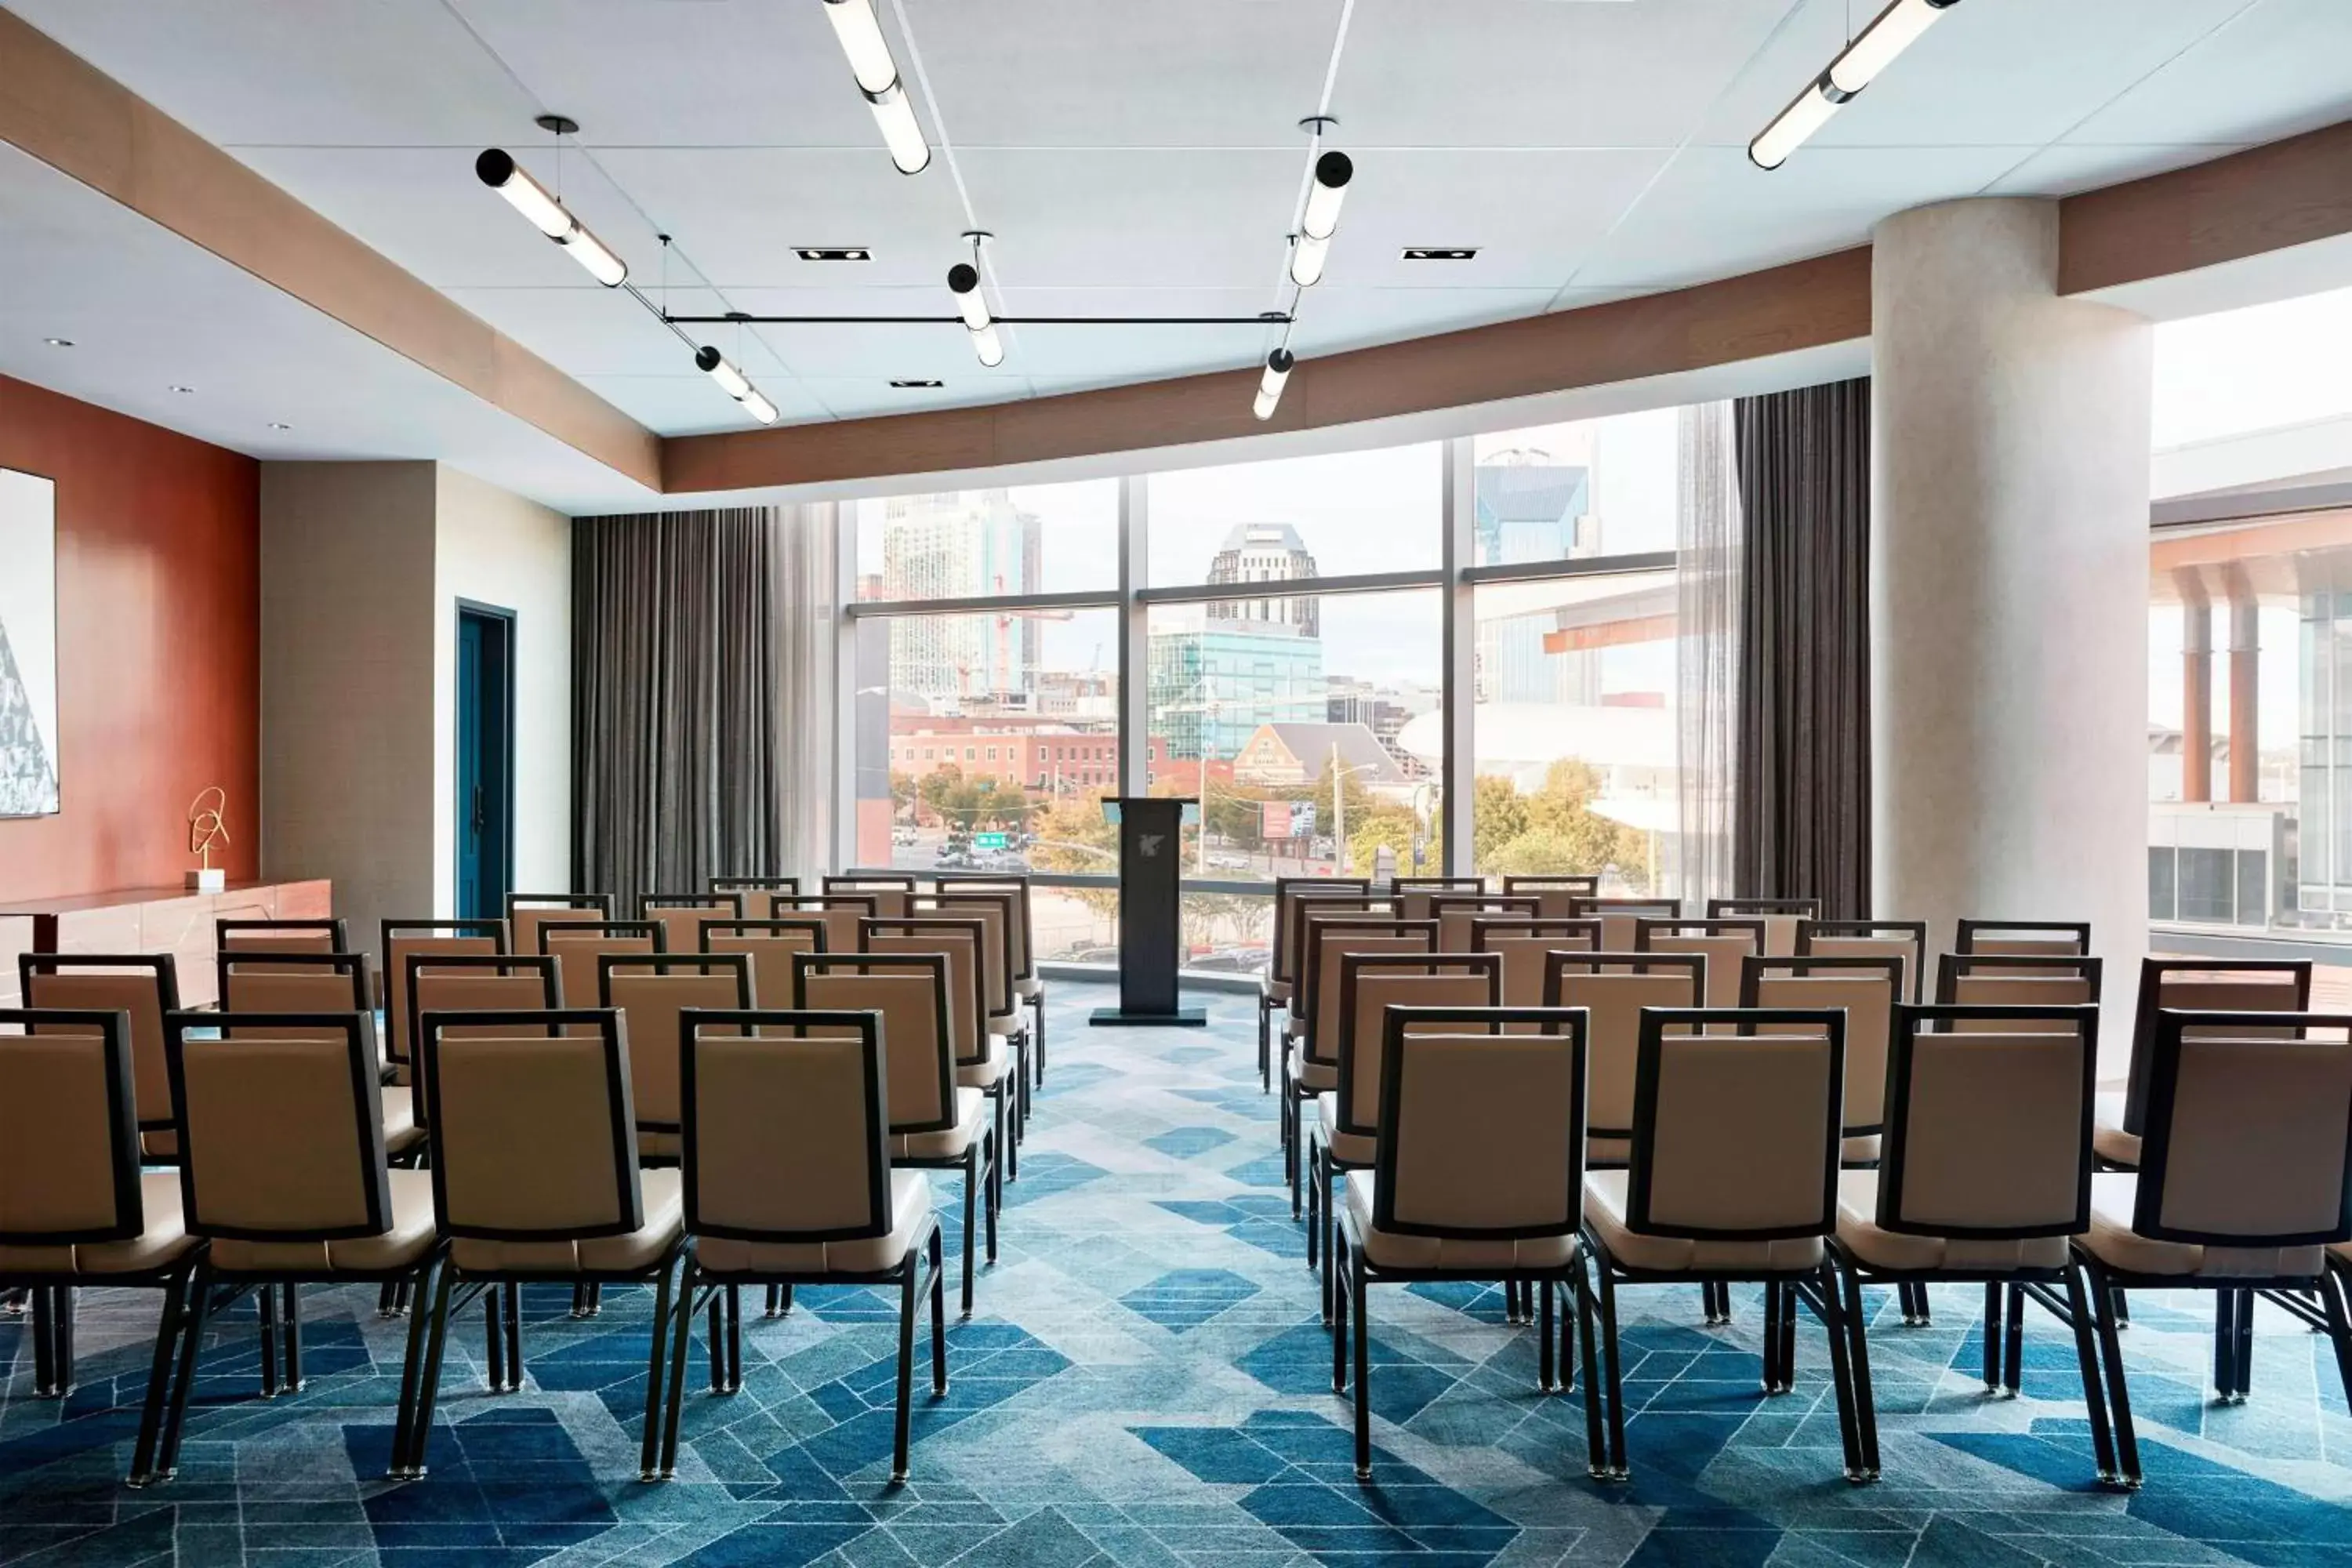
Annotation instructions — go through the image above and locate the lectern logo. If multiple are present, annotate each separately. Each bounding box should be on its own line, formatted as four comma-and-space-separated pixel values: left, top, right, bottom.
1139, 833, 1164, 858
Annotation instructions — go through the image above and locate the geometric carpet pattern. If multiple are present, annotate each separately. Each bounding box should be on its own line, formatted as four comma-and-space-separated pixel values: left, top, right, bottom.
5, 981, 2352, 1566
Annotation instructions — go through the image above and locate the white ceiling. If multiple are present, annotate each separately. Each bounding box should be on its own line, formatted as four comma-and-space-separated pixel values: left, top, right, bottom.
4, 0, 2351, 503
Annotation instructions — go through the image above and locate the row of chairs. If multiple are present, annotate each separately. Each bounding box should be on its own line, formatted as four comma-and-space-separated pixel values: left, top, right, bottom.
0, 1004, 949, 1486
1319, 998, 2352, 1491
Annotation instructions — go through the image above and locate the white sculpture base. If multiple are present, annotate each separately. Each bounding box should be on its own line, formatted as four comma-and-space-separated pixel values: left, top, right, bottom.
185, 868, 226, 893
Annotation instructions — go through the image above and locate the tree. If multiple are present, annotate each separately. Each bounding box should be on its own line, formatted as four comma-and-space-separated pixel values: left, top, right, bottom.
1027, 795, 1120, 918
1474, 759, 1653, 890
890, 769, 916, 818
1345, 805, 1419, 880
1472, 774, 1528, 866
1311, 757, 1374, 834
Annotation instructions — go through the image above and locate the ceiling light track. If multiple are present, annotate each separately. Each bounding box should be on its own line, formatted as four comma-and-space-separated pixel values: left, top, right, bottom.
821, 0, 931, 174
1749, 0, 1961, 169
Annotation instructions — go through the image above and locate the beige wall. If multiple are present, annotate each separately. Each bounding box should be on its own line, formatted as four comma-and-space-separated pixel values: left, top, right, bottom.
262, 461, 572, 947
260, 461, 439, 946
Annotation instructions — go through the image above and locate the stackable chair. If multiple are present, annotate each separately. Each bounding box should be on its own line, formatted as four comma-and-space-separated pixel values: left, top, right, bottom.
1828, 1002, 2108, 1484
1635, 917, 1767, 1010
216, 917, 350, 956
1501, 874, 1600, 919
541, 920, 665, 1009
219, 950, 419, 1163
1740, 955, 1904, 1165
1796, 919, 1929, 1004
1305, 951, 1501, 1323
1261, 878, 1370, 1091
918, 889, 1032, 1131
2098, 959, 2310, 1171
1955, 920, 2090, 971
1706, 898, 1819, 957
656, 1008, 946, 1483
0, 1009, 199, 1466
1468, 917, 1602, 1018
598, 953, 755, 1163
1936, 953, 2102, 1012
773, 892, 880, 956
149, 1009, 442, 1474
796, 953, 998, 1316
381, 919, 505, 1080
412, 1008, 689, 1483
826, 873, 916, 918
505, 894, 612, 963
710, 875, 801, 920
1390, 876, 1486, 921
1581, 1006, 1867, 1484
866, 916, 1014, 1179
18, 954, 181, 1159
1569, 896, 1681, 953
2074, 1008, 2352, 1488
638, 892, 743, 956
1286, 911, 1433, 1212
1331, 1007, 1599, 1479
1430, 893, 1540, 952
938, 874, 1044, 1084
702, 916, 829, 1007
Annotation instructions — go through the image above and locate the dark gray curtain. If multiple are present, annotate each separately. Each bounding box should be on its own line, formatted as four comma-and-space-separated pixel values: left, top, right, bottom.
1733, 377, 1872, 918
572, 508, 786, 911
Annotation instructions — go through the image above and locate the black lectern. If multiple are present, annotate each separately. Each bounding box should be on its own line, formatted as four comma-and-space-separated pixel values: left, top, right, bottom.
1089, 796, 1207, 1027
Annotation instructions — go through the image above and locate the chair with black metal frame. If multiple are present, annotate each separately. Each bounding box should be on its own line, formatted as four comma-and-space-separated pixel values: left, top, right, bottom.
702, 916, 829, 1008
1287, 912, 1432, 1216
381, 918, 506, 1082
412, 1007, 688, 1483
865, 915, 1014, 1182
826, 873, 917, 919
1389, 876, 1487, 922
153, 1007, 444, 1474
1635, 917, 1769, 1011
1430, 893, 1540, 953
936, 873, 1044, 1087
795, 953, 997, 1317
504, 893, 612, 964
541, 920, 666, 1010
770, 892, 880, 957
0, 1007, 200, 1486
1829, 1001, 2111, 1484
2100, 958, 2311, 1172
220, 950, 419, 1167
709, 875, 801, 921
637, 892, 745, 958
1261, 878, 1372, 1092
217, 917, 351, 956
1741, 953, 1915, 1322
1331, 1005, 1602, 1480
2073, 1007, 2352, 1489
1501, 874, 1600, 920
656, 1007, 947, 1483
1934, 953, 2103, 1013
916, 889, 1032, 1138
1306, 951, 1501, 1325
1706, 898, 1820, 958
1796, 919, 1930, 1005
20, 953, 182, 1163
598, 953, 755, 1167
1955, 919, 2092, 971
1569, 895, 1682, 953
1581, 1004, 1867, 1484
1468, 916, 1602, 1019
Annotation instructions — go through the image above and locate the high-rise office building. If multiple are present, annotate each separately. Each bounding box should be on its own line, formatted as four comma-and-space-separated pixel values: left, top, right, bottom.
880, 491, 1043, 706
1474, 455, 1595, 705
1206, 522, 1320, 637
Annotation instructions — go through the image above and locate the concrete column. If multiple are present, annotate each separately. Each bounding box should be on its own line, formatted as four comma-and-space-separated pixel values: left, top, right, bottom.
1871, 199, 2152, 1008
2180, 584, 2212, 804
2228, 593, 2260, 804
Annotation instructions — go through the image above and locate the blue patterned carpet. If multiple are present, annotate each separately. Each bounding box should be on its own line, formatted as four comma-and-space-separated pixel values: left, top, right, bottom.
6, 981, 2352, 1566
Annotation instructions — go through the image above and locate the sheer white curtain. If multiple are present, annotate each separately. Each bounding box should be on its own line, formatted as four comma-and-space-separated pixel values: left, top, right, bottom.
771, 501, 840, 878
1675, 401, 1742, 910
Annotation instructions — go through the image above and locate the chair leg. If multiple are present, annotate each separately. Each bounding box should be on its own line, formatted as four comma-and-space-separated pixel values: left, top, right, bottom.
1033, 993, 1046, 1087
2003, 1282, 2025, 1396
404, 1263, 459, 1482
1762, 1279, 1784, 1393
1814, 1265, 1868, 1483
1836, 1258, 1881, 1479
258, 1281, 281, 1399
485, 1286, 506, 1392
129, 1265, 194, 1486
281, 1283, 303, 1394
985, 1135, 1001, 1264
1982, 1280, 2004, 1392
641, 1257, 679, 1483
996, 1083, 1015, 1185
891, 1254, 918, 1484
2232, 1287, 2256, 1401
2213, 1286, 2237, 1399
2084, 1261, 2141, 1488
155, 1264, 217, 1481
2111, 1286, 2130, 1329
2320, 1266, 2352, 1422
378, 1279, 404, 1319
28, 1283, 54, 1397
1305, 1134, 1321, 1273
1596, 1261, 1629, 1479
1330, 1231, 1349, 1396
1258, 997, 1271, 1092
1575, 1260, 1609, 1479
728, 1286, 743, 1392
51, 1286, 74, 1398
764, 1284, 782, 1318
928, 1229, 949, 1397
503, 1281, 524, 1392
1351, 1243, 1372, 1483
388, 1255, 442, 1479
2061, 1261, 2119, 1486
1777, 1279, 1798, 1396
1537, 1274, 1556, 1392
708, 1287, 728, 1395
660, 1265, 694, 1480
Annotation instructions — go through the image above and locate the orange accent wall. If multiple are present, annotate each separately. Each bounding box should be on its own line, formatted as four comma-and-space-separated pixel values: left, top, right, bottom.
0, 376, 260, 900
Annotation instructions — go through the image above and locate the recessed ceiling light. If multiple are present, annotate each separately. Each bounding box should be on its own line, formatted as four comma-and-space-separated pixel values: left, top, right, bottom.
43, 337, 74, 347
796, 247, 872, 262
267, 422, 292, 430
169, 385, 196, 394
1401, 247, 1479, 261
889, 379, 944, 389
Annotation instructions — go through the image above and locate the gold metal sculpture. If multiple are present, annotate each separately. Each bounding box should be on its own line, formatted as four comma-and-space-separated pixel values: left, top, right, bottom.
186, 786, 230, 891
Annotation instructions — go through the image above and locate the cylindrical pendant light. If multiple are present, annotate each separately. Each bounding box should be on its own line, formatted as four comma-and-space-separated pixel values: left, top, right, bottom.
948, 262, 1004, 368
821, 0, 931, 174
1750, 0, 1960, 169
476, 148, 628, 286
695, 346, 780, 424
1254, 347, 1294, 421
1289, 150, 1352, 288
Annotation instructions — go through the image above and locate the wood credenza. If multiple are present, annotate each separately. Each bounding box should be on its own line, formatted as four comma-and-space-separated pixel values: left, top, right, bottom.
0, 879, 332, 1009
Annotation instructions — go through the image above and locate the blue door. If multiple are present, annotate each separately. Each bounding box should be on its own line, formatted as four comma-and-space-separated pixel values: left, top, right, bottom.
456, 604, 514, 919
